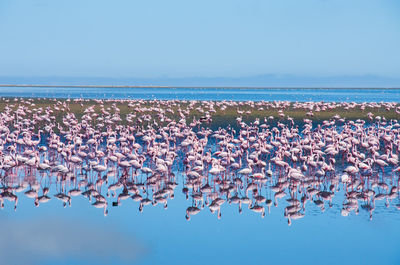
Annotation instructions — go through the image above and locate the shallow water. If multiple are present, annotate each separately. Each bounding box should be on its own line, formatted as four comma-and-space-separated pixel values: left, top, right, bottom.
2, 141, 400, 265
3, 182, 400, 265
3, 166, 400, 265
1, 91, 400, 265
1, 86, 400, 102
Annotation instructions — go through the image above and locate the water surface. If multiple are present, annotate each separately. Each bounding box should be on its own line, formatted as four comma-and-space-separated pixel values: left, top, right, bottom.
1, 89, 400, 265
1, 86, 400, 102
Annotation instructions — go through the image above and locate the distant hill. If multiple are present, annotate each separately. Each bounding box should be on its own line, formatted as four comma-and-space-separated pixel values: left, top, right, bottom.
0, 75, 399, 88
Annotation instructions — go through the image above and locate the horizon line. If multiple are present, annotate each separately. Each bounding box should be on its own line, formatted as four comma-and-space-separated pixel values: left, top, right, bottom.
0, 84, 400, 89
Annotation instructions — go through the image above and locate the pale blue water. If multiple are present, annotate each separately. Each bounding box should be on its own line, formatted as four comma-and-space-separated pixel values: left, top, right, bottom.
0, 86, 400, 102
1, 87, 400, 265
2, 174, 400, 265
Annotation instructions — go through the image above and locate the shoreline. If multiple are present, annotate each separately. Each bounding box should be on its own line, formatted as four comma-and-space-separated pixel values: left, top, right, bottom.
0, 84, 400, 89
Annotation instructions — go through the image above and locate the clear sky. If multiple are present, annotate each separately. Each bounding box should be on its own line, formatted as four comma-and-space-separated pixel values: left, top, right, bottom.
0, 0, 399, 79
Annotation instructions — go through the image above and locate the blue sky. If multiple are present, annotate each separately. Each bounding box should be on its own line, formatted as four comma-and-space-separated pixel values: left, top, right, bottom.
0, 0, 399, 79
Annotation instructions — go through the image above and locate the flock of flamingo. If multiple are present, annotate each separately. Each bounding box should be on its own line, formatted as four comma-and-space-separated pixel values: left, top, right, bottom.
0, 98, 400, 225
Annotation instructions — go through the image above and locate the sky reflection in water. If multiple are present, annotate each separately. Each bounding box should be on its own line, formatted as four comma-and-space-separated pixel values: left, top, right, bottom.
1, 97, 400, 265
2, 146, 400, 264
3, 181, 400, 265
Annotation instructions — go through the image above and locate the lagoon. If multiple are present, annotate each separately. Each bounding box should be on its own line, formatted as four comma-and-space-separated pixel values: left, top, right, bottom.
0, 86, 399, 102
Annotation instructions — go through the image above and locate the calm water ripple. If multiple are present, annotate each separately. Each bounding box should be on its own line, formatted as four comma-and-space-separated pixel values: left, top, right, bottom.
1, 97, 400, 265
1, 86, 400, 102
